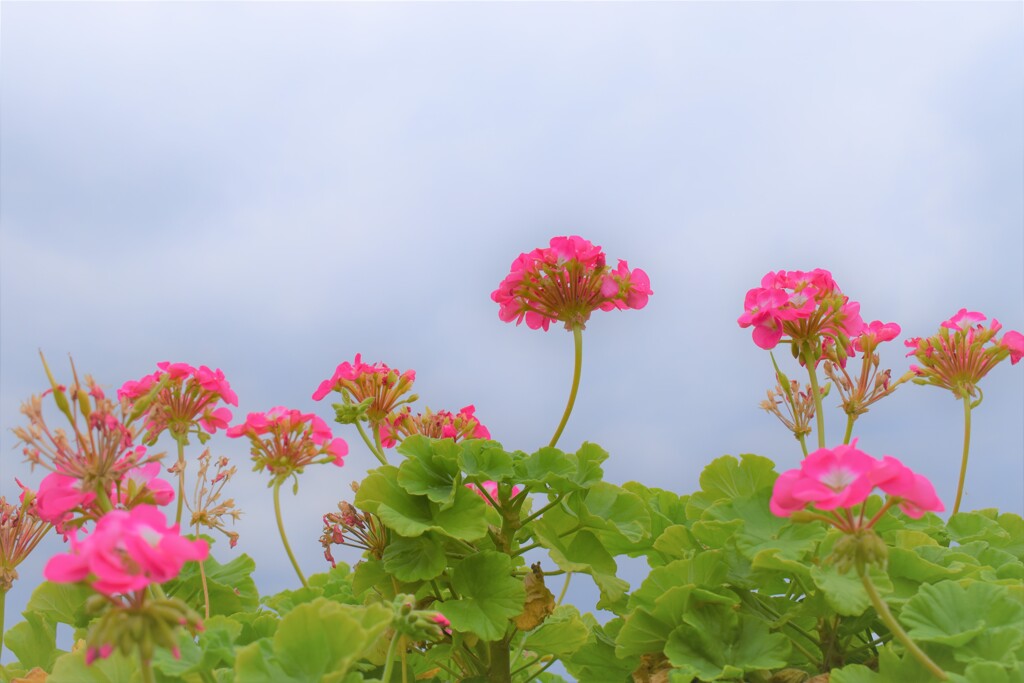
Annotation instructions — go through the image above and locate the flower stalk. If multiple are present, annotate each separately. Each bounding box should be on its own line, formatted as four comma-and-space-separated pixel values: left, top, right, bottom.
549, 326, 583, 449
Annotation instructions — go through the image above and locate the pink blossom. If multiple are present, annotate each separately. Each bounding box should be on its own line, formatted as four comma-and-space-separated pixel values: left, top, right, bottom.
112, 461, 175, 508
1000, 330, 1024, 365
941, 308, 986, 331
466, 480, 521, 505
870, 457, 944, 519
227, 407, 348, 476
35, 471, 95, 532
44, 505, 208, 596
119, 362, 237, 444
853, 320, 901, 354
312, 355, 417, 425
770, 444, 877, 516
380, 404, 491, 448
492, 236, 652, 332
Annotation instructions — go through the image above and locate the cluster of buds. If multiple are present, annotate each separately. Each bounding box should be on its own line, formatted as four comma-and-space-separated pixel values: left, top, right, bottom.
118, 361, 238, 446
14, 357, 163, 535
380, 405, 490, 448
391, 594, 451, 642
185, 449, 241, 549
0, 494, 51, 592
760, 378, 819, 442
313, 354, 418, 427
491, 235, 652, 331
823, 320, 904, 418
81, 593, 204, 666
227, 407, 348, 480
770, 443, 943, 572
320, 487, 388, 565
738, 268, 864, 365
905, 309, 1024, 401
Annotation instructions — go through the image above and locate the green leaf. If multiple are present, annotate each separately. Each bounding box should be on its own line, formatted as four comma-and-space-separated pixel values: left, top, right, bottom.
686, 454, 777, 518
20, 580, 94, 628
262, 564, 358, 615
396, 436, 462, 505
566, 618, 634, 683
901, 581, 1024, 654
574, 482, 651, 544
48, 647, 140, 683
522, 605, 590, 657
382, 533, 447, 582
627, 553, 728, 611
163, 553, 260, 616
515, 447, 579, 490
4, 611, 59, 670
664, 604, 790, 681
438, 551, 526, 641
457, 441, 515, 481
810, 562, 893, 617
356, 466, 495, 541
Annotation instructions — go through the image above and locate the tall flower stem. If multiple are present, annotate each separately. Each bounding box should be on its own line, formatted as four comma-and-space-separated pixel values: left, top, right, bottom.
953, 397, 972, 515
140, 652, 156, 683
549, 327, 583, 449
272, 479, 308, 589
842, 415, 855, 445
803, 349, 827, 450
858, 569, 946, 680
174, 438, 187, 526
356, 421, 388, 467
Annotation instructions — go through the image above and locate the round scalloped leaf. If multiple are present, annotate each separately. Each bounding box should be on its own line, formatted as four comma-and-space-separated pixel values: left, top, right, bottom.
809, 564, 893, 617
382, 533, 447, 582
437, 551, 526, 642
664, 606, 790, 681
901, 581, 1024, 650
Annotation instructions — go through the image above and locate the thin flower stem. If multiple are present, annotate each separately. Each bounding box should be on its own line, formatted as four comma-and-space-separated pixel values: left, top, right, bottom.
953, 397, 972, 515
517, 494, 567, 530
356, 421, 389, 467
858, 568, 946, 680
843, 414, 855, 445
556, 571, 572, 606
804, 348, 827, 450
796, 432, 809, 458
549, 326, 583, 449
381, 630, 402, 683
174, 438, 187, 526
140, 652, 156, 683
273, 479, 308, 589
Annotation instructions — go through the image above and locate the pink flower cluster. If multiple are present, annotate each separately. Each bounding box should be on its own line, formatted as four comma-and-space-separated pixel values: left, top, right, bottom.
380, 405, 491, 448
905, 309, 1024, 399
119, 362, 238, 444
227, 406, 348, 476
738, 269, 864, 361
313, 354, 417, 425
491, 235, 652, 331
44, 505, 208, 596
771, 443, 943, 522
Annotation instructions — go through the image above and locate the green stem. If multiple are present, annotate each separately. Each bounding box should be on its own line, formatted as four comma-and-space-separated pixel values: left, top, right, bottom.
796, 432, 809, 458
140, 651, 156, 683
843, 414, 855, 445
487, 637, 512, 683
1, 588, 6, 663
858, 568, 946, 680
516, 494, 566, 530
953, 397, 972, 515
549, 326, 583, 449
381, 630, 402, 683
804, 348, 826, 450
273, 479, 308, 589
556, 571, 572, 606
174, 438, 186, 526
356, 421, 389, 466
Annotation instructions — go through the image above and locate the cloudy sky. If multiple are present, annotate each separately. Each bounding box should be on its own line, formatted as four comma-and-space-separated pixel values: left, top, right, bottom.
1, 1, 1021, 650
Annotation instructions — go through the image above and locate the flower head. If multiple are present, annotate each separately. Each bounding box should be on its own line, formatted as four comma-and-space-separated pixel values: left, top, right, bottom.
312, 355, 417, 426
491, 235, 652, 331
0, 494, 51, 591
738, 269, 864, 364
905, 310, 1023, 399
227, 407, 348, 478
118, 362, 238, 445
44, 505, 208, 596
380, 405, 490, 448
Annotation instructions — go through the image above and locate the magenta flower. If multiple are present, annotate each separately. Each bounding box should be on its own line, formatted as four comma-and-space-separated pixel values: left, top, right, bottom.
905, 311, 1023, 399
491, 235, 652, 332
769, 444, 877, 517
44, 505, 208, 596
313, 354, 417, 426
380, 405, 491, 448
870, 457, 944, 519
738, 269, 865, 363
119, 362, 238, 445
111, 461, 175, 508
227, 406, 348, 477
852, 320, 901, 355
34, 471, 97, 534
771, 444, 944, 529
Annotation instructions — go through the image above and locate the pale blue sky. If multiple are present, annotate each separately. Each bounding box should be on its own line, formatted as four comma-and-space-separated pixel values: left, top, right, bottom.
1, 1, 1021, 655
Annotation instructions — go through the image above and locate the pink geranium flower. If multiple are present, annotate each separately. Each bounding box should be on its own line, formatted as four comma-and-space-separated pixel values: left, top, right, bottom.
44, 505, 208, 596
119, 362, 238, 445
312, 355, 417, 426
870, 457, 944, 519
380, 405, 490, 448
111, 461, 175, 508
491, 236, 652, 332
227, 407, 348, 477
770, 443, 876, 517
906, 311, 1023, 399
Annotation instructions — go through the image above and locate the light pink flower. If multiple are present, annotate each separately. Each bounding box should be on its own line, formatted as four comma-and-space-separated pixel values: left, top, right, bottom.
1000, 330, 1024, 365
44, 505, 208, 596
312, 355, 417, 425
34, 471, 95, 533
852, 320, 901, 354
941, 308, 986, 331
491, 236, 652, 332
112, 461, 175, 508
227, 407, 348, 477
